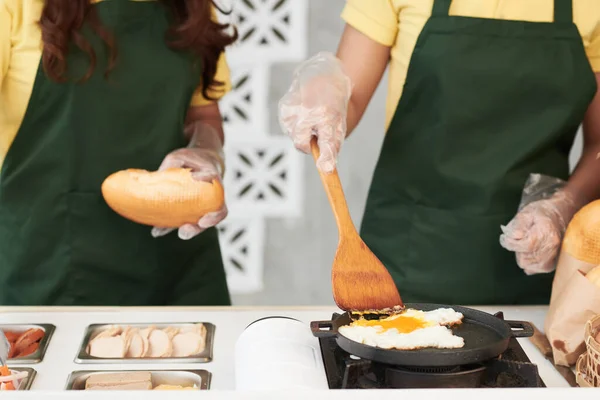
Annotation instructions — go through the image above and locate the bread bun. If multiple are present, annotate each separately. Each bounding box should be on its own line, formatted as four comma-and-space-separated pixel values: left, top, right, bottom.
101, 168, 224, 228
586, 265, 600, 288
562, 200, 600, 265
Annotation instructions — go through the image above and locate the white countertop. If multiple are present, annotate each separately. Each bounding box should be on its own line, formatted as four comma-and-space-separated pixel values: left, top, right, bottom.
0, 305, 594, 398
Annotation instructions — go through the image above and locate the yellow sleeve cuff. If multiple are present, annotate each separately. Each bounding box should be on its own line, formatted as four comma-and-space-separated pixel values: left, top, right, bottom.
0, 0, 13, 87
587, 53, 600, 73
190, 52, 232, 106
341, 2, 397, 47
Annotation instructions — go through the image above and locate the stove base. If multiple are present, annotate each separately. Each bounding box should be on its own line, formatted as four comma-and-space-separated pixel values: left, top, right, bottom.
319, 312, 545, 389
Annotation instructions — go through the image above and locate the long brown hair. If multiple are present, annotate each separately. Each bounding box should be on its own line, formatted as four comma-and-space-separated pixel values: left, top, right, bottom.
39, 0, 237, 100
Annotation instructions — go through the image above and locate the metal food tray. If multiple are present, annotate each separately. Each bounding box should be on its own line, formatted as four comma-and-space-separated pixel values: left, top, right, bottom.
65, 370, 211, 390
1, 324, 56, 364
74, 322, 215, 364
9, 367, 37, 391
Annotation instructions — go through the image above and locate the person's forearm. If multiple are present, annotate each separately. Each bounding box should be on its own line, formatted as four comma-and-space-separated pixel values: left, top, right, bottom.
185, 104, 225, 146
183, 104, 226, 175
346, 97, 363, 137
335, 25, 391, 138
563, 73, 600, 212
563, 141, 600, 211
343, 75, 387, 137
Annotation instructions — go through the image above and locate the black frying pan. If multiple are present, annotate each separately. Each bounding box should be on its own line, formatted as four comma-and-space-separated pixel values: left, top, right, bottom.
310, 303, 533, 367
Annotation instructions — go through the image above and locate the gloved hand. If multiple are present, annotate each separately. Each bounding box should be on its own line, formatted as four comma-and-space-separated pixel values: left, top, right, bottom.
499, 191, 577, 275
151, 122, 227, 240
278, 51, 353, 173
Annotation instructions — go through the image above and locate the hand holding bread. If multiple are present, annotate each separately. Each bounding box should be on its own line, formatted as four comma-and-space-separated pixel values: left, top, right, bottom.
101, 167, 224, 227
102, 121, 228, 240
151, 122, 227, 240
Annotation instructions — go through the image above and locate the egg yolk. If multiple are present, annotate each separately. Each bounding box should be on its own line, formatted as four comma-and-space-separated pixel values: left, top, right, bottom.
351, 314, 432, 333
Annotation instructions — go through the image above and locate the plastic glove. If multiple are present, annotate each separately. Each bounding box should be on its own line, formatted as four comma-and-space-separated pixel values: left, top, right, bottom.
499, 191, 577, 275
151, 122, 227, 240
278, 51, 353, 173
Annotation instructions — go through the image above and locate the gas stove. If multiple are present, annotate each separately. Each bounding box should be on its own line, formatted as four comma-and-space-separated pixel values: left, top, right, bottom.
318, 312, 545, 389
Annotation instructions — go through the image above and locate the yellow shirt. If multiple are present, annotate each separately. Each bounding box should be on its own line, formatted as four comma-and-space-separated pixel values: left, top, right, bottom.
341, 0, 600, 130
0, 0, 231, 166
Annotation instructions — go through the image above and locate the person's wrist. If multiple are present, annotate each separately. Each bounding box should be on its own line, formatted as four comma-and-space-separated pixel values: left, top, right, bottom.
204, 149, 225, 179
544, 190, 578, 234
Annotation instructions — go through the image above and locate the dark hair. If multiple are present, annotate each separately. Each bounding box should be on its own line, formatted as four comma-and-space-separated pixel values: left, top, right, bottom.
39, 0, 238, 100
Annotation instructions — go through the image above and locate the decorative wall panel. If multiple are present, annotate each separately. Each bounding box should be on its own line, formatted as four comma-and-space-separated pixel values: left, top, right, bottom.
218, 0, 308, 64
223, 137, 302, 218
216, 0, 308, 294
218, 217, 266, 294
219, 64, 269, 138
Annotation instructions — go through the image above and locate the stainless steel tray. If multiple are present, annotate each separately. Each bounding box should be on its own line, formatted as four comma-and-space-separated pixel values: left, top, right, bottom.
74, 323, 215, 364
9, 367, 37, 391
65, 370, 211, 390
1, 324, 55, 364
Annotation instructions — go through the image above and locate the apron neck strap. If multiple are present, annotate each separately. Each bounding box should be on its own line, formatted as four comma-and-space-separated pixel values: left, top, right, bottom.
432, 0, 573, 23
554, 0, 573, 23
431, 0, 452, 17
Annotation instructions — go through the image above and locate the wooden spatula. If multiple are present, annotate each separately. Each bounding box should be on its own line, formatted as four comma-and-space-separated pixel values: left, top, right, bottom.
310, 137, 403, 312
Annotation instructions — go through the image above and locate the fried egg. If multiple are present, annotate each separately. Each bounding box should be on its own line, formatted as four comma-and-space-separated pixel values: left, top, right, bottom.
338, 308, 465, 350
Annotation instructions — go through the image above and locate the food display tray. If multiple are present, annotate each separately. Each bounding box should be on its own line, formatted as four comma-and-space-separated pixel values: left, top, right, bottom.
74, 322, 215, 364
10, 367, 37, 391
1, 324, 56, 364
65, 369, 211, 390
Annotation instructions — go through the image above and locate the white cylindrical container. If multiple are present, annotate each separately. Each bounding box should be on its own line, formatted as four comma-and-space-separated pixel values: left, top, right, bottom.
234, 316, 329, 391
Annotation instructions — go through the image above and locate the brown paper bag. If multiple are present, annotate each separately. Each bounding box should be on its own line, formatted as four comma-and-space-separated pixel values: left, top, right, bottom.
545, 251, 600, 366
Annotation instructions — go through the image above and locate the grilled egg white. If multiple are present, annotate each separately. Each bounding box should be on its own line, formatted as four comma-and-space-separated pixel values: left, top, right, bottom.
338, 308, 465, 350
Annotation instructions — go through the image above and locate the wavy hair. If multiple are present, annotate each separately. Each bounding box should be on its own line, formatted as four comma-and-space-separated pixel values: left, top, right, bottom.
39, 0, 237, 100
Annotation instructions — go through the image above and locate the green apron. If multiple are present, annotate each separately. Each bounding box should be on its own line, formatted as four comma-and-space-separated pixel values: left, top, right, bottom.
360, 0, 597, 305
0, 0, 231, 306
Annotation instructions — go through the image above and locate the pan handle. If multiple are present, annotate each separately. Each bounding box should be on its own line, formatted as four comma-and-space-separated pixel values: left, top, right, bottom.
506, 320, 534, 338
310, 320, 338, 338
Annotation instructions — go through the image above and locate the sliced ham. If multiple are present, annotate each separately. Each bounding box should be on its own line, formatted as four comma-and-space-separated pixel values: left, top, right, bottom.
84, 324, 206, 359
171, 332, 203, 357
94, 326, 122, 339
180, 324, 206, 338
121, 327, 137, 354
126, 333, 148, 358
139, 326, 155, 340
147, 330, 172, 358
162, 327, 179, 340
88, 336, 126, 358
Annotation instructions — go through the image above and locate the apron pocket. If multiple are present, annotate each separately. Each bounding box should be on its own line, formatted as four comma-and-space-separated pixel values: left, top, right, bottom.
406, 204, 522, 304
65, 192, 160, 304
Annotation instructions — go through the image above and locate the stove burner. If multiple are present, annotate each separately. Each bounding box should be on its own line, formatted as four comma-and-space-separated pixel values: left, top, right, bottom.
319, 311, 545, 389
397, 365, 462, 374
380, 363, 487, 388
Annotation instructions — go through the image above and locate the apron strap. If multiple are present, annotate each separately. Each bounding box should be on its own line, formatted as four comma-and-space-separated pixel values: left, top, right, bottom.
554, 0, 573, 23
433, 0, 573, 23
431, 0, 452, 17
